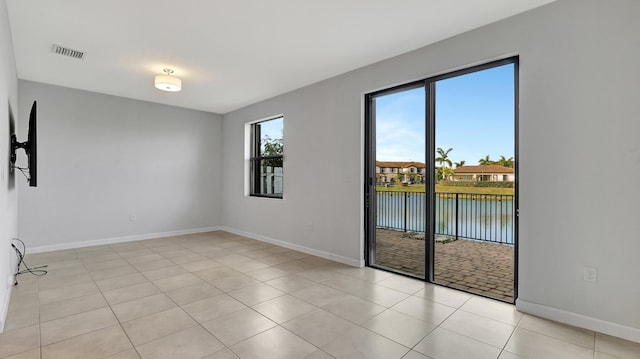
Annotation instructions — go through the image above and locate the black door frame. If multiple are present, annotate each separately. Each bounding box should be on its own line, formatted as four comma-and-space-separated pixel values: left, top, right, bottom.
364, 56, 519, 302
364, 81, 425, 268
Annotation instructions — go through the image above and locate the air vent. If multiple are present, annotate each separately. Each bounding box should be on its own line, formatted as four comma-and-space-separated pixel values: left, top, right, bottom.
51, 44, 86, 60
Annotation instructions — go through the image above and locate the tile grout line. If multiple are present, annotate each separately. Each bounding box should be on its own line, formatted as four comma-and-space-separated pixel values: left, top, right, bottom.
84, 247, 144, 359
127, 241, 242, 359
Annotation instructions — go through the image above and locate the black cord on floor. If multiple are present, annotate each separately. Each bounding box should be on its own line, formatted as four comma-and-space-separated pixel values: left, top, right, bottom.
11, 238, 47, 285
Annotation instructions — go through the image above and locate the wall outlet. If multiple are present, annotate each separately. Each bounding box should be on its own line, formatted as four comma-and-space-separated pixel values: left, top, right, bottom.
129, 215, 136, 222
583, 267, 597, 283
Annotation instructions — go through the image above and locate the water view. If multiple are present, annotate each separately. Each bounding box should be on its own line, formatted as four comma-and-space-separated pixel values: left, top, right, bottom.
376, 191, 514, 244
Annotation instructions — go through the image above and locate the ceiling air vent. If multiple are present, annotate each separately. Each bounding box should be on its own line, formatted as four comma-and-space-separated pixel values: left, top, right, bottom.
51, 44, 86, 60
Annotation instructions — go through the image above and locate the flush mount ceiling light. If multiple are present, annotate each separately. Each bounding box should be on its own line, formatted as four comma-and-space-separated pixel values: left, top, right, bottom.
154, 68, 182, 92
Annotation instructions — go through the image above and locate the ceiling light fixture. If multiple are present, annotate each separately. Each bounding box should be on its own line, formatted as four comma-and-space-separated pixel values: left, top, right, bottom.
154, 68, 182, 92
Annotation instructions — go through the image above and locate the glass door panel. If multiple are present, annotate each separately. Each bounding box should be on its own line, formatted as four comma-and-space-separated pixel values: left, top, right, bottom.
432, 63, 516, 302
369, 85, 426, 279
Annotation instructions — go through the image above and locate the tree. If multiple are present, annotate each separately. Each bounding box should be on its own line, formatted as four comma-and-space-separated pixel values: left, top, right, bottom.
435, 147, 454, 180
436, 166, 455, 181
436, 147, 453, 168
261, 135, 283, 167
393, 173, 403, 184
454, 160, 466, 168
478, 154, 494, 165
262, 135, 283, 156
498, 155, 514, 168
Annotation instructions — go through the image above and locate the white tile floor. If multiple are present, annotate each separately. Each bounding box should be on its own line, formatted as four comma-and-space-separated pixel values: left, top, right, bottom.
1, 231, 639, 359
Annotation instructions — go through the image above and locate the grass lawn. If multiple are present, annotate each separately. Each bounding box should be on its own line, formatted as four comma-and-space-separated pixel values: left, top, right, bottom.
376, 184, 514, 195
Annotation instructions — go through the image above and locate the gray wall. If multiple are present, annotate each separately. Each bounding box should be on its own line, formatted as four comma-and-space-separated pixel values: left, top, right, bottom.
17, 81, 223, 249
0, 0, 19, 331
222, 0, 640, 339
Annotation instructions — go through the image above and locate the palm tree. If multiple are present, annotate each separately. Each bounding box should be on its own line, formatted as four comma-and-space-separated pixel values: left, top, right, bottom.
436, 147, 453, 168
454, 160, 466, 168
478, 154, 493, 165
435, 147, 453, 180
498, 155, 514, 168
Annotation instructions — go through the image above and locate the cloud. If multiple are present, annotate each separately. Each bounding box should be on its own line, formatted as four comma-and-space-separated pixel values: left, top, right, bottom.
376, 117, 425, 161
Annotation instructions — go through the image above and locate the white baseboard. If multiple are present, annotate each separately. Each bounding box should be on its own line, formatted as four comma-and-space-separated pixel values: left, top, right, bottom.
516, 299, 640, 344
0, 285, 13, 334
28, 226, 223, 253
220, 226, 364, 267
26, 226, 365, 269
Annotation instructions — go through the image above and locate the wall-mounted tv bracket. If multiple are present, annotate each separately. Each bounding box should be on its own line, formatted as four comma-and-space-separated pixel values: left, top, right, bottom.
10, 133, 29, 165
10, 133, 32, 184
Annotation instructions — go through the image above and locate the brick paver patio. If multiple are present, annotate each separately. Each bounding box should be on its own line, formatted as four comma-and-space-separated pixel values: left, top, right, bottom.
375, 228, 514, 302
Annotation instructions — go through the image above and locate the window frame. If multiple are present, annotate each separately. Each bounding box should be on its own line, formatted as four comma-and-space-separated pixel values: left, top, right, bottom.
249, 116, 284, 199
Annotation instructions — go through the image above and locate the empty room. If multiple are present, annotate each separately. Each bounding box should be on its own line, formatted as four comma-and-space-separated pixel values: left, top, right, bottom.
0, 0, 639, 358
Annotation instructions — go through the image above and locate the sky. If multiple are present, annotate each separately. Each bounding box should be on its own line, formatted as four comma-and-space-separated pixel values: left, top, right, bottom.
258, 116, 284, 151
375, 63, 514, 165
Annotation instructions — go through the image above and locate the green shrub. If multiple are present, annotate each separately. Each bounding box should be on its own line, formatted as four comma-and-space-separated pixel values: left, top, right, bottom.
438, 181, 514, 188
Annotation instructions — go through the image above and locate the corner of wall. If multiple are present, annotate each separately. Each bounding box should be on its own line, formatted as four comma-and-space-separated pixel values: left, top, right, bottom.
220, 226, 363, 267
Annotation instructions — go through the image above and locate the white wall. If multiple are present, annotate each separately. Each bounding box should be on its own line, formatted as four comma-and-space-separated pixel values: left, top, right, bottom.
223, 80, 366, 266
222, 0, 640, 341
17, 81, 223, 250
0, 0, 19, 332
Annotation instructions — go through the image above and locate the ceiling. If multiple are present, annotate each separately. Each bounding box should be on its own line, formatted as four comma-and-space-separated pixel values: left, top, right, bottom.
5, 0, 555, 114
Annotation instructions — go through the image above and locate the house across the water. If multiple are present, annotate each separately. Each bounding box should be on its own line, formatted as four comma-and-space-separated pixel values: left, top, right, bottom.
375, 161, 426, 184
453, 165, 514, 182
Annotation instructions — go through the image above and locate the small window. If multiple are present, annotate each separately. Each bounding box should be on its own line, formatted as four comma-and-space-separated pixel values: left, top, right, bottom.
250, 116, 283, 198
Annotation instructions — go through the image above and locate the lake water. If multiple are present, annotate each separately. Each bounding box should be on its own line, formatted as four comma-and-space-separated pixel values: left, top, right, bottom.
376, 191, 514, 244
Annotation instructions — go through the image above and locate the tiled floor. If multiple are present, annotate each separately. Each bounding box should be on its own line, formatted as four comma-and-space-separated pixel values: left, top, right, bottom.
1, 231, 639, 359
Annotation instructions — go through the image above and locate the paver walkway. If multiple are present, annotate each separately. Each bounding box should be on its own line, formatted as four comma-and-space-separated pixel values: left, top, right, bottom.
375, 228, 514, 302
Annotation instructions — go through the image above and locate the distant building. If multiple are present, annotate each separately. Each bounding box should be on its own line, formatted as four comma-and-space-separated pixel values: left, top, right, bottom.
453, 165, 514, 182
376, 161, 425, 184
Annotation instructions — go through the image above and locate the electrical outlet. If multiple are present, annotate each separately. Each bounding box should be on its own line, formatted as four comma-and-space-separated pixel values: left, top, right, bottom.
583, 267, 597, 283
129, 215, 136, 222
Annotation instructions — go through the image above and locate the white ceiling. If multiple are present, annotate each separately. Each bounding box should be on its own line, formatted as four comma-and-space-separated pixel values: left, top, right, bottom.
6, 0, 555, 114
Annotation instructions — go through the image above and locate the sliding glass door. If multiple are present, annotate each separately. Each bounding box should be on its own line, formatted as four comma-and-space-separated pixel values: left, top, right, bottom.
365, 57, 518, 302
